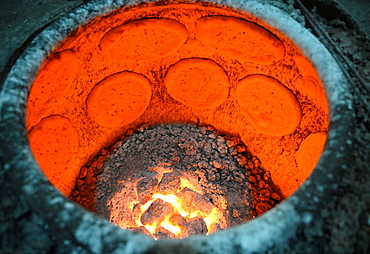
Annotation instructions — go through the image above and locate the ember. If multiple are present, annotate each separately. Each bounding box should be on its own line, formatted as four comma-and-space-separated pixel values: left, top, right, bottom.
135, 191, 214, 238
26, 0, 329, 240
130, 175, 225, 239
74, 124, 282, 239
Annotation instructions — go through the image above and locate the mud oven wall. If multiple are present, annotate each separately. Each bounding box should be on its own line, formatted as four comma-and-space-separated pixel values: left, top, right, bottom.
0, 0, 362, 253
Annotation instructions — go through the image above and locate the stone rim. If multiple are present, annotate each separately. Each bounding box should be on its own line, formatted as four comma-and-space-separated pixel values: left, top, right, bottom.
0, 0, 355, 253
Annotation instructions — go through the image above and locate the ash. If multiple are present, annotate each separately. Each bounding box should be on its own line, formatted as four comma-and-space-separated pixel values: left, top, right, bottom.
71, 123, 282, 238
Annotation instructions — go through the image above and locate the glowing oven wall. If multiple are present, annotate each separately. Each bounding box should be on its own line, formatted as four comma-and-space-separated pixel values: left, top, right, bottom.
26, 1, 328, 238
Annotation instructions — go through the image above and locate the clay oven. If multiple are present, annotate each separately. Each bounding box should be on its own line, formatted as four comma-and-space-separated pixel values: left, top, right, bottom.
0, 0, 355, 253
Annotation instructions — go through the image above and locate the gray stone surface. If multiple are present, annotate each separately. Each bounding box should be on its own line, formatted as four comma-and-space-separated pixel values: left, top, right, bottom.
0, 0, 369, 253
0, 0, 85, 87
328, 0, 370, 37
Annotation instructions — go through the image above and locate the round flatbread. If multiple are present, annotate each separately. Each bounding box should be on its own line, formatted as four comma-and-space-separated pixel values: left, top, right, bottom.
195, 16, 285, 64
100, 18, 188, 62
87, 72, 152, 127
236, 74, 301, 136
164, 58, 229, 109
296, 132, 327, 180
27, 49, 78, 129
29, 115, 79, 186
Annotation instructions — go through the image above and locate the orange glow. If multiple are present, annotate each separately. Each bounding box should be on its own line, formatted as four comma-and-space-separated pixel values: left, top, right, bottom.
236, 74, 302, 136
152, 194, 188, 218
143, 224, 157, 235
195, 16, 285, 64
129, 191, 220, 238
86, 71, 152, 127
28, 115, 79, 187
161, 217, 182, 236
296, 132, 327, 180
27, 1, 328, 206
204, 208, 222, 233
164, 58, 230, 109
118, 175, 223, 239
26, 50, 78, 130
179, 175, 204, 195
99, 18, 188, 62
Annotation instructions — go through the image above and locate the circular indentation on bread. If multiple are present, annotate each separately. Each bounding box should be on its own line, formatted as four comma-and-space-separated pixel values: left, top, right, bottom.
305, 76, 328, 113
26, 49, 78, 129
236, 74, 302, 136
28, 115, 79, 186
164, 58, 229, 109
195, 16, 285, 64
99, 18, 188, 62
294, 54, 328, 114
296, 132, 327, 180
87, 71, 152, 127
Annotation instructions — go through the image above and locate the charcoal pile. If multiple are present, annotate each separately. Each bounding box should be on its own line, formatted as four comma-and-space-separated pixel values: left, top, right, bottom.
71, 123, 282, 238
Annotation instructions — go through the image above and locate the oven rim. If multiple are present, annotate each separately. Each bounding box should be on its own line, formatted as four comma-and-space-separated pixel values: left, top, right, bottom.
0, 0, 355, 253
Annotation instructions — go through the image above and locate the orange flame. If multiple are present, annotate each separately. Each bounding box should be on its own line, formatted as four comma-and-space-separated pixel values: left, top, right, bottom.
125, 190, 221, 239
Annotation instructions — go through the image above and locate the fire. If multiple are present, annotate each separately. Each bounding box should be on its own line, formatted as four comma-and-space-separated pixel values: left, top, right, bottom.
152, 194, 184, 215
121, 173, 224, 239
204, 208, 221, 230
136, 193, 186, 236
161, 217, 181, 236
129, 191, 220, 239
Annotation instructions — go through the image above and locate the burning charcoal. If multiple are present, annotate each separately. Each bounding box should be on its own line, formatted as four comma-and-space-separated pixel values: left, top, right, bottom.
251, 168, 259, 175
136, 176, 158, 204
177, 187, 214, 214
85, 123, 284, 235
79, 167, 88, 178
258, 189, 271, 201
141, 199, 175, 225
268, 200, 276, 206
258, 180, 266, 188
271, 192, 281, 201
263, 172, 272, 181
255, 202, 271, 215
211, 195, 228, 210
169, 214, 187, 229
132, 203, 141, 222
182, 217, 208, 237
70, 190, 79, 197
154, 227, 176, 239
125, 226, 151, 237
158, 172, 181, 194
248, 175, 256, 183
208, 223, 222, 235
